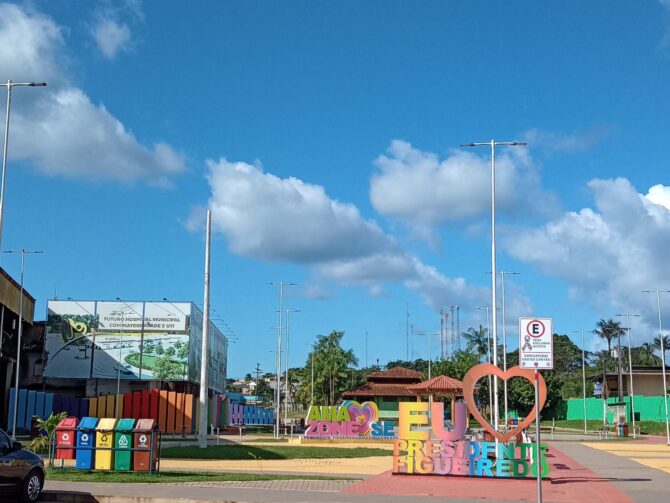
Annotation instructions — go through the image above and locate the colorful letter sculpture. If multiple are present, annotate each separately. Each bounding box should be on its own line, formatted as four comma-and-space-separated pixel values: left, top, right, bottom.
392, 364, 550, 479
304, 400, 395, 439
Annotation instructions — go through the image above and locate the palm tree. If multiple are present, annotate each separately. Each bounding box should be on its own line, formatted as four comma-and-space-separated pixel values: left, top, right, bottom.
653, 335, 670, 365
462, 325, 488, 362
594, 319, 624, 354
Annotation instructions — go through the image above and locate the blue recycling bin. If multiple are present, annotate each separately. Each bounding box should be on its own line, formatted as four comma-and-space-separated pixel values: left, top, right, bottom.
76, 417, 99, 469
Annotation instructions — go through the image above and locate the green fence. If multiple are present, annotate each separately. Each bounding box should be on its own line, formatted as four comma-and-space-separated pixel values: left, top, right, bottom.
552, 395, 670, 422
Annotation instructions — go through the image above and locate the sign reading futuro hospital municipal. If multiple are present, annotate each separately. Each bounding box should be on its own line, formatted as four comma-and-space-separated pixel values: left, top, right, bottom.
393, 364, 550, 478
305, 401, 396, 439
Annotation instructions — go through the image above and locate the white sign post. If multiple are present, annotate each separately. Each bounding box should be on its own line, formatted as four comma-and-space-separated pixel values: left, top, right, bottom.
519, 317, 553, 370
519, 317, 553, 503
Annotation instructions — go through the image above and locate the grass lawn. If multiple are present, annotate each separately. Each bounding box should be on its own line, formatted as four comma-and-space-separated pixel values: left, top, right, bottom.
160, 444, 391, 460
48, 470, 357, 483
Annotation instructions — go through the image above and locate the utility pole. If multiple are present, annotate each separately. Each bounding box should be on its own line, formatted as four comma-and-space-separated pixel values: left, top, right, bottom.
4, 249, 43, 440
642, 289, 670, 445
268, 281, 295, 437
405, 303, 410, 361
284, 309, 300, 423
440, 310, 445, 360
616, 313, 640, 438
499, 270, 519, 423
197, 210, 211, 449
462, 139, 526, 435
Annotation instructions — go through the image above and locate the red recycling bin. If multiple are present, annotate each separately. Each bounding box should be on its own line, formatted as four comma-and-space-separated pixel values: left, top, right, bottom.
55, 416, 79, 460
133, 419, 159, 472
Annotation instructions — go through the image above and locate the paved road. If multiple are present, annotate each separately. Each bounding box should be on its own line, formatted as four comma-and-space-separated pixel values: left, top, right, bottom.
555, 442, 670, 503
42, 440, 670, 503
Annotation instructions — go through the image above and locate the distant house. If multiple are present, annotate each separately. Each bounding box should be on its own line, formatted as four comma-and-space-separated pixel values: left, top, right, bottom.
599, 366, 670, 398
341, 366, 423, 423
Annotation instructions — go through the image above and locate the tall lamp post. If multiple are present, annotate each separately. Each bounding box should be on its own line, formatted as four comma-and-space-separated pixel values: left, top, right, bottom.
616, 313, 640, 439
269, 281, 295, 438
284, 308, 300, 422
461, 140, 526, 434
0, 81, 47, 254
4, 249, 43, 440
572, 330, 591, 434
494, 270, 519, 423
643, 289, 670, 445
477, 306, 495, 423
198, 210, 211, 449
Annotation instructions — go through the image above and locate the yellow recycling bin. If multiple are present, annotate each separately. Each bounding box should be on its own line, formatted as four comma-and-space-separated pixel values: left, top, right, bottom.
94, 418, 118, 470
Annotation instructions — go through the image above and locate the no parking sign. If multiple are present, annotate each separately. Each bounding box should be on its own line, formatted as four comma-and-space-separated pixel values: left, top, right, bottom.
519, 317, 553, 369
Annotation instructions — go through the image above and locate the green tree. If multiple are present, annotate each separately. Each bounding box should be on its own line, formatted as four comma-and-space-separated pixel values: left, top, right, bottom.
303, 331, 358, 405
462, 325, 489, 361
25, 411, 67, 468
653, 335, 670, 363
255, 378, 273, 404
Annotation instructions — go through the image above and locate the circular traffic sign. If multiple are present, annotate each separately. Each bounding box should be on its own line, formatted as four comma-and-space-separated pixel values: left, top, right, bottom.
526, 319, 546, 338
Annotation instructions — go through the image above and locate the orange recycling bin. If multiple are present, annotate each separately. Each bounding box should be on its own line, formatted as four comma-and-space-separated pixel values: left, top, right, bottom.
133, 419, 159, 472
55, 416, 78, 460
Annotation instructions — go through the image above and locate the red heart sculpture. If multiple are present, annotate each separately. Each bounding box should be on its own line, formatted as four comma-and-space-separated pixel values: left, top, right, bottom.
462, 363, 547, 443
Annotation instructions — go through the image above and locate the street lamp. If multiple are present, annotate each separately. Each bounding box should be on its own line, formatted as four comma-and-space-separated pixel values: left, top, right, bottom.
462, 140, 526, 435
616, 313, 640, 439
572, 330, 592, 434
4, 249, 43, 440
642, 289, 670, 445
284, 308, 300, 422
0, 81, 47, 254
477, 306, 495, 424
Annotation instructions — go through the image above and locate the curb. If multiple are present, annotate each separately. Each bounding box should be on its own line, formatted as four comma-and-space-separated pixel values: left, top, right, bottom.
41, 492, 245, 503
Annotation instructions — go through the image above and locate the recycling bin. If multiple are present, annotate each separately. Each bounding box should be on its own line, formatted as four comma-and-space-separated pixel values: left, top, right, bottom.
55, 416, 78, 460
94, 418, 118, 470
133, 419, 158, 472
76, 417, 98, 469
114, 418, 136, 471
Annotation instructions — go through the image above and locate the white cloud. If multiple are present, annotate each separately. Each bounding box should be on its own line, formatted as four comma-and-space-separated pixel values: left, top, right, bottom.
197, 158, 531, 315
370, 140, 553, 242
93, 19, 131, 59
201, 158, 394, 263
503, 177, 670, 336
0, 3, 66, 84
0, 3, 184, 184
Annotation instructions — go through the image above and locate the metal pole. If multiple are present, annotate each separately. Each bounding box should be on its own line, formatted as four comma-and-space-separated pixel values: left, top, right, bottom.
582, 330, 587, 434
616, 313, 640, 438
0, 81, 46, 254
116, 311, 123, 415
617, 323, 624, 403
284, 309, 289, 423
365, 331, 368, 368
311, 348, 314, 406
626, 316, 636, 438
501, 271, 507, 423
197, 209, 211, 449
428, 330, 432, 380
6, 249, 41, 440
461, 140, 526, 433
489, 141, 500, 434
276, 283, 284, 438
0, 81, 12, 253
656, 291, 670, 445
405, 304, 409, 361
10, 250, 24, 440
534, 369, 543, 503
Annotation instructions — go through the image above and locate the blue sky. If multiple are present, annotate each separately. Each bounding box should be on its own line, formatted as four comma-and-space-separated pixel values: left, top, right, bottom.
2, 1, 670, 379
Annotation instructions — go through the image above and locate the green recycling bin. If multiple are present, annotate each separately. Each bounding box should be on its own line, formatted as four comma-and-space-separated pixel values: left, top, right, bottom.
114, 418, 136, 471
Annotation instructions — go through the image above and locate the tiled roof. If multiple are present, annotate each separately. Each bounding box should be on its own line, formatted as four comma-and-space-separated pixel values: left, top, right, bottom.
341, 382, 418, 398
407, 375, 464, 394
366, 366, 422, 381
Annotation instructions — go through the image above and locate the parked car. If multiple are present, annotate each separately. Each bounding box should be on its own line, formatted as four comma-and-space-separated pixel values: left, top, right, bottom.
0, 428, 44, 502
